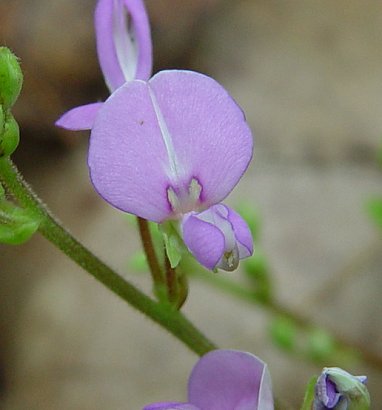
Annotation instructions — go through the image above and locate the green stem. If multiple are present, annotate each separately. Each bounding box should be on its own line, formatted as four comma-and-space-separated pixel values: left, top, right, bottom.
165, 254, 178, 302
0, 156, 217, 356
137, 217, 164, 287
177, 269, 189, 309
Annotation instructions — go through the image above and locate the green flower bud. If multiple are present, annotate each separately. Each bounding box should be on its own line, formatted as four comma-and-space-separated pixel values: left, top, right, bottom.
0, 205, 40, 245
0, 47, 23, 110
314, 367, 370, 410
0, 114, 20, 156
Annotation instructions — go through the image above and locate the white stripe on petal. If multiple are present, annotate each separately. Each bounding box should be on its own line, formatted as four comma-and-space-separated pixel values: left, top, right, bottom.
148, 85, 184, 181
113, 0, 138, 82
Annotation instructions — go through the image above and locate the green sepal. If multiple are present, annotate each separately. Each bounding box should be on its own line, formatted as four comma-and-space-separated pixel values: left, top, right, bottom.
160, 221, 185, 269
0, 203, 40, 245
366, 197, 382, 231
324, 368, 370, 410
149, 221, 165, 252
0, 47, 23, 110
269, 316, 297, 352
0, 114, 20, 156
300, 376, 317, 410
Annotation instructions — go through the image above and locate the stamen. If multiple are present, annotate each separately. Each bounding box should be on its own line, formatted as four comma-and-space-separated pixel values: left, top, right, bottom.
167, 178, 202, 215
217, 246, 239, 271
167, 186, 180, 212
188, 178, 202, 204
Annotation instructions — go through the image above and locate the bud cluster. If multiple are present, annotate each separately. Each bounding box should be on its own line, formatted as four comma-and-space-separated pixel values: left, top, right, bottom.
0, 47, 23, 156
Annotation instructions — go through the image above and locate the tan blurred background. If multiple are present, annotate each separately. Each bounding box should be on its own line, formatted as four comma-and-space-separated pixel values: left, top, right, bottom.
1, 0, 382, 408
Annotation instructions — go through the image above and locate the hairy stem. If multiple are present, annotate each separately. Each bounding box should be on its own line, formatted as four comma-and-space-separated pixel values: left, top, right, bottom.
0, 156, 217, 356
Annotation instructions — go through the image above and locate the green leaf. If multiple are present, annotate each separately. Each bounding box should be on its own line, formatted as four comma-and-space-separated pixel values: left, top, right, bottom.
0, 183, 4, 200
366, 197, 382, 231
300, 376, 317, 410
269, 316, 298, 352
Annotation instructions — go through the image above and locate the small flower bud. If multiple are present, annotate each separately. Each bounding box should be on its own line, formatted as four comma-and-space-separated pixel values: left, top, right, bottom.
0, 114, 20, 156
0, 206, 40, 245
314, 367, 370, 410
0, 47, 23, 110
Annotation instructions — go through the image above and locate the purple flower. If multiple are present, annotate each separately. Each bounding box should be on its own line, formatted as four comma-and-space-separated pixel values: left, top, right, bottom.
182, 204, 253, 271
55, 0, 254, 271
143, 349, 274, 410
313, 367, 369, 410
56, 0, 152, 131
88, 69, 254, 270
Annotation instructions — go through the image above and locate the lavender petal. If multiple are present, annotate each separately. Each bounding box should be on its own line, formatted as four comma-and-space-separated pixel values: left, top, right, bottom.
88, 70, 253, 222
188, 350, 274, 410
143, 403, 199, 410
181, 213, 225, 270
55, 103, 103, 131
95, 0, 152, 91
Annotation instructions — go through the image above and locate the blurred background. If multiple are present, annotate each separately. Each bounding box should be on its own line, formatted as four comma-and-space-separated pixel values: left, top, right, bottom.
1, 0, 382, 408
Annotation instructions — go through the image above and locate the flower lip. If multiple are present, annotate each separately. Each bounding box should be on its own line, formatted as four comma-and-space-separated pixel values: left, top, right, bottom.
181, 204, 253, 271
